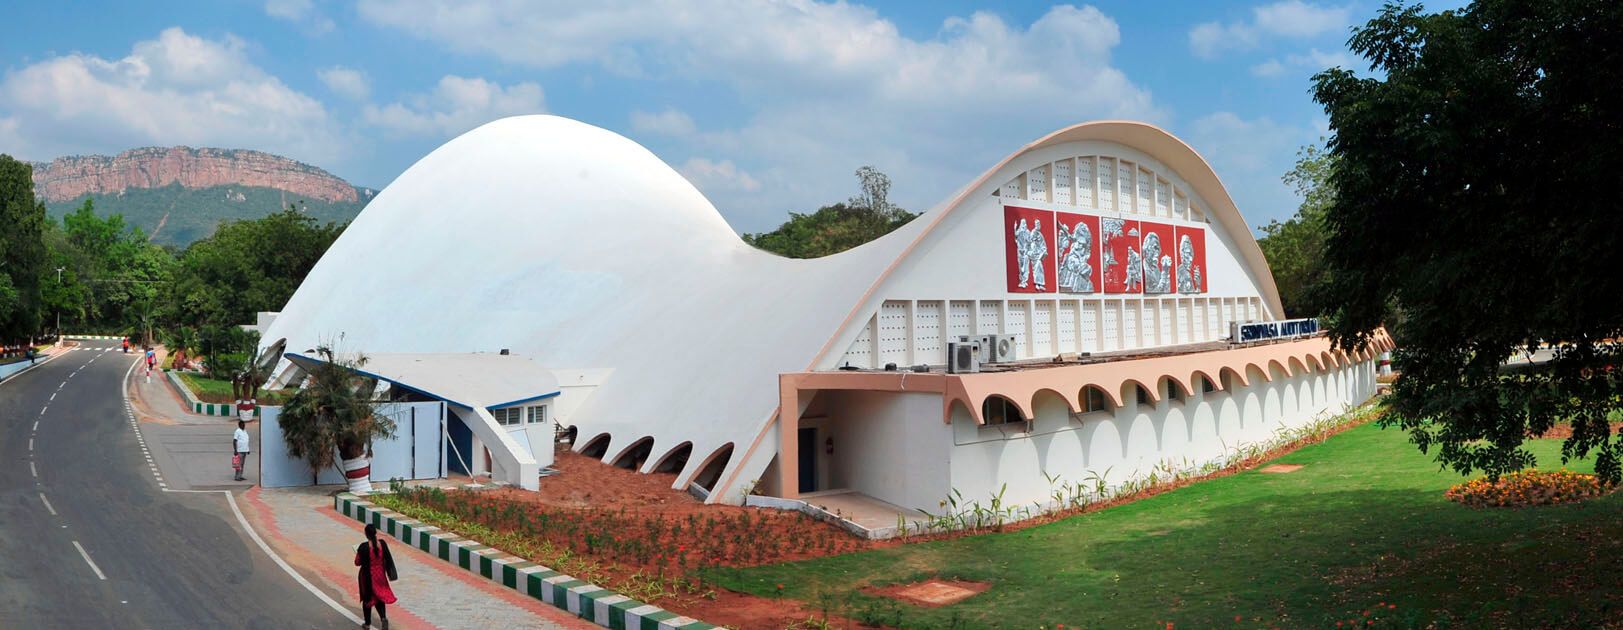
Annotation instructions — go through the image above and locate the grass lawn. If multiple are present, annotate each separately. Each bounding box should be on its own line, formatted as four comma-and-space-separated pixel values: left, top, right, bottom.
176, 372, 289, 405
703, 422, 1623, 628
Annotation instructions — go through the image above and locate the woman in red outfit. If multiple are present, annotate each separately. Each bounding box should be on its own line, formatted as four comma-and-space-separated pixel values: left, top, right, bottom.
354, 523, 398, 628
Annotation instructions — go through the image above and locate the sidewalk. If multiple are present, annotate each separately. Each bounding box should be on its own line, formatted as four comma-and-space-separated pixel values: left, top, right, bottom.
245, 486, 595, 630
127, 350, 594, 629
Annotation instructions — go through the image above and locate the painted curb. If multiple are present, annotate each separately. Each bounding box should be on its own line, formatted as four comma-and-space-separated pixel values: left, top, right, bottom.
335, 493, 716, 630
64, 334, 124, 340
163, 369, 261, 418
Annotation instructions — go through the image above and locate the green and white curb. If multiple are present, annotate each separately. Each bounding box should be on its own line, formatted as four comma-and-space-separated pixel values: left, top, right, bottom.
163, 369, 260, 417
336, 493, 716, 630
65, 334, 124, 340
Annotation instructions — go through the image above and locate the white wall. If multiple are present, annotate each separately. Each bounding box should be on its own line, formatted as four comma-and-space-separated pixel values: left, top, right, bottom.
824, 391, 952, 511
943, 360, 1377, 509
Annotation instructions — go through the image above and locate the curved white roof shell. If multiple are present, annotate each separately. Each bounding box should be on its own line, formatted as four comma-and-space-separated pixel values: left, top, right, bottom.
264, 114, 1283, 499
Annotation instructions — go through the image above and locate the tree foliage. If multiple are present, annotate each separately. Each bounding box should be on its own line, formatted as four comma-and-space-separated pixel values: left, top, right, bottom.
1311, 0, 1623, 481
744, 166, 919, 258
278, 345, 395, 481
1257, 143, 1335, 318
163, 206, 343, 329
43, 199, 176, 338
0, 155, 48, 343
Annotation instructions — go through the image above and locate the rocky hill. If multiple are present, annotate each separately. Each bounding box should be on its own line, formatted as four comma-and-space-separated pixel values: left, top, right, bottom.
31, 147, 372, 247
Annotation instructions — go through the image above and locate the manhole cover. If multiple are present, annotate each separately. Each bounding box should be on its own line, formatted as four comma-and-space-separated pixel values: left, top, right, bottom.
1260, 464, 1304, 473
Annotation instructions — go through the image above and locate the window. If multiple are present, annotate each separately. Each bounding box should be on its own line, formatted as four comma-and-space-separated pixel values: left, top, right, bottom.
527, 405, 547, 425
1199, 375, 1216, 394
491, 407, 523, 426
981, 396, 1027, 429
1135, 384, 1155, 408
1082, 387, 1109, 413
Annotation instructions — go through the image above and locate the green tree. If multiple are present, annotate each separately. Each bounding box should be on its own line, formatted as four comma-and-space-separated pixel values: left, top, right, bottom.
164, 206, 343, 329
0, 155, 48, 343
744, 166, 919, 258
1257, 143, 1334, 318
278, 345, 395, 490
1311, 0, 1623, 481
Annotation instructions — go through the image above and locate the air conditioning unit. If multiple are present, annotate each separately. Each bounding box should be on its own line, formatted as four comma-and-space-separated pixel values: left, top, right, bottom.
947, 341, 981, 374
957, 334, 1018, 363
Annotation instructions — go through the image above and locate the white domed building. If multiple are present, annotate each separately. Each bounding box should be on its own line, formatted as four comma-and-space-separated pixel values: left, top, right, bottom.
263, 115, 1389, 522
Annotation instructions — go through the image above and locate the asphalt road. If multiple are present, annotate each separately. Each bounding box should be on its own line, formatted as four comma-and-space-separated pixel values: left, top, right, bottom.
0, 342, 345, 628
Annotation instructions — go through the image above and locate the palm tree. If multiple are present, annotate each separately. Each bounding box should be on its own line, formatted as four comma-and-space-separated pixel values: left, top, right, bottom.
278, 345, 396, 492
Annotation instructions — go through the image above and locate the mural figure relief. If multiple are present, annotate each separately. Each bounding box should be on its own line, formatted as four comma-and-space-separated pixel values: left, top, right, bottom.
1004, 206, 1056, 294
1177, 234, 1203, 294
1101, 217, 1143, 294
1013, 218, 1033, 288
1142, 232, 1172, 294
1126, 244, 1143, 292
1057, 219, 1094, 293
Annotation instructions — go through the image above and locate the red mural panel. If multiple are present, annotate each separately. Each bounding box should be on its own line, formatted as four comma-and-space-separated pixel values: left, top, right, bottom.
1174, 225, 1207, 293
1054, 211, 1101, 293
1004, 205, 1056, 293
1100, 217, 1141, 294
1139, 221, 1176, 295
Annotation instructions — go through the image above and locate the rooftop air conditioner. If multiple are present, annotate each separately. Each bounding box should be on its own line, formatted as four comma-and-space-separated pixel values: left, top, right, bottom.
958, 334, 1018, 363
947, 341, 981, 374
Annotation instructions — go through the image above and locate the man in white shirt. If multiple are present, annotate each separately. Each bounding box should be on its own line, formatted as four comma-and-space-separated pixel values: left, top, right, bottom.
232, 420, 251, 482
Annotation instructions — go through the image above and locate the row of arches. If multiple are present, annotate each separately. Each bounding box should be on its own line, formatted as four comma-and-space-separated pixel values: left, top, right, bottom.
949, 331, 1393, 425
571, 432, 736, 492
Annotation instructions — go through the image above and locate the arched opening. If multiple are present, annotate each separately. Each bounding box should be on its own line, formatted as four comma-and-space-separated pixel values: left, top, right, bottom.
578, 433, 612, 459
981, 395, 1027, 427
612, 436, 654, 470
651, 442, 693, 474
691, 443, 734, 492
1080, 385, 1113, 414
1159, 375, 1192, 404
561, 425, 579, 446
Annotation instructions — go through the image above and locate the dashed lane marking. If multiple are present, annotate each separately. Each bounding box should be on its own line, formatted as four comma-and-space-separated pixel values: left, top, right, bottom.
40, 493, 57, 516
71, 541, 107, 581
30, 462, 37, 477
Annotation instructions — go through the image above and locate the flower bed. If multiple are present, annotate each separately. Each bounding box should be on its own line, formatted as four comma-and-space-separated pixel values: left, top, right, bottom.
1445, 469, 1613, 508
372, 482, 870, 610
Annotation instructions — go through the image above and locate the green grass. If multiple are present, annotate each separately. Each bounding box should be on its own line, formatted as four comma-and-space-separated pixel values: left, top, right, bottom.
176, 372, 288, 405
703, 423, 1623, 628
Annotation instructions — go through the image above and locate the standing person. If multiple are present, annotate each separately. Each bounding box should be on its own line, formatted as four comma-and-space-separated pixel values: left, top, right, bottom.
26, 346, 36, 365
145, 347, 156, 371
232, 420, 251, 482
121, 337, 129, 353
354, 523, 398, 628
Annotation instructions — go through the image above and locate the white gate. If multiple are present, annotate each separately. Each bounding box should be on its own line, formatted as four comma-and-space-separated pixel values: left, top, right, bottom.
259, 401, 446, 488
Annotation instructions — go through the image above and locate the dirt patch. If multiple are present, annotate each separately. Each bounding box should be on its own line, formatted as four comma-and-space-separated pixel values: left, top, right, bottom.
489, 449, 712, 514
866, 579, 991, 608
1531, 422, 1623, 440
1260, 464, 1304, 473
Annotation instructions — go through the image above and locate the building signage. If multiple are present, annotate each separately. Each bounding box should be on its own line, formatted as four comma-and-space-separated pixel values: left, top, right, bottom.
1231, 318, 1319, 343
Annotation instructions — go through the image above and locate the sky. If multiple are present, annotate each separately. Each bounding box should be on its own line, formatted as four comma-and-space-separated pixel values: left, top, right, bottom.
0, 0, 1465, 235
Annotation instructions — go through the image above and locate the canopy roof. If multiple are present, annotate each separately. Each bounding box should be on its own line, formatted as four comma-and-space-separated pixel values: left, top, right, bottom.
284, 352, 560, 410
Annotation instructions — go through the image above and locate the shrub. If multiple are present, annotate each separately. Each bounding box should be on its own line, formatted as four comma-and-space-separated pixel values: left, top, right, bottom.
1445, 469, 1612, 508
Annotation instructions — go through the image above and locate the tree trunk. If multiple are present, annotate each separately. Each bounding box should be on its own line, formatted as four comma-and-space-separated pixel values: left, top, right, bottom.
338, 440, 372, 494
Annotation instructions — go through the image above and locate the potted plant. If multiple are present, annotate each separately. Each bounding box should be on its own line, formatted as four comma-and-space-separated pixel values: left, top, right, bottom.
277, 345, 396, 492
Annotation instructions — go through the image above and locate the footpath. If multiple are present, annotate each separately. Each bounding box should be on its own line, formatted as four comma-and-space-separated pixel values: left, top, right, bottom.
129, 354, 594, 630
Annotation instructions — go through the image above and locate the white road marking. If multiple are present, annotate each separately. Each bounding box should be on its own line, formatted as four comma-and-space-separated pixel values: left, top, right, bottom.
40, 493, 57, 516
28, 438, 33, 451
48, 392, 55, 401
40, 406, 47, 415
30, 462, 37, 477
71, 541, 107, 580
32, 420, 38, 431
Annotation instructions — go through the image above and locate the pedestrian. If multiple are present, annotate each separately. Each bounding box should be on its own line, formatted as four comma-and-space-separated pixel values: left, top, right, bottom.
26, 346, 36, 365
121, 337, 129, 353
145, 347, 156, 370
232, 420, 251, 482
354, 523, 398, 629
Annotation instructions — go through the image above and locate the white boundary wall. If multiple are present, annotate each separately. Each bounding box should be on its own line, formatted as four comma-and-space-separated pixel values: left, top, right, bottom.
260, 401, 447, 488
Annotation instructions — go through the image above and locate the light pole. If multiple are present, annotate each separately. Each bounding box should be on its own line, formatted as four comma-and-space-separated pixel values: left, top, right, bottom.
54, 267, 63, 345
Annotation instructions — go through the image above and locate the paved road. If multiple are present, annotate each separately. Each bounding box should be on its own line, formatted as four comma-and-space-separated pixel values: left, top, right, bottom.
0, 342, 345, 628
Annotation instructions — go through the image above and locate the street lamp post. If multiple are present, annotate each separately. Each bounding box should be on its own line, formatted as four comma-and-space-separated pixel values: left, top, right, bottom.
54, 267, 63, 345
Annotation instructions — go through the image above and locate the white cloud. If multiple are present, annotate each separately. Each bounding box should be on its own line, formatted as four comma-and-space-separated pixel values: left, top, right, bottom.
362, 75, 545, 137
265, 0, 336, 34
0, 27, 342, 163
1186, 111, 1313, 225
1189, 1, 1350, 59
356, 1, 1161, 231
1250, 48, 1358, 77
630, 108, 696, 137
318, 66, 370, 101
679, 157, 760, 192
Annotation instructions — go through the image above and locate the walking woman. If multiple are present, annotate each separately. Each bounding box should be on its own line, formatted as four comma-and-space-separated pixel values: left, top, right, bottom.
354, 524, 398, 628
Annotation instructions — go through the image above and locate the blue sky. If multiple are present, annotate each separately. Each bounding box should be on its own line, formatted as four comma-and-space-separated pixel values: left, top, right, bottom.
0, 1, 1463, 234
